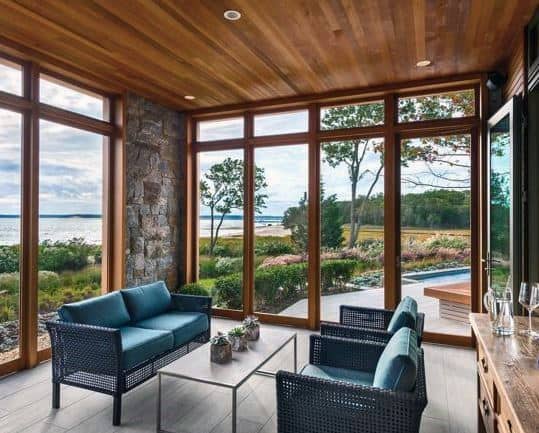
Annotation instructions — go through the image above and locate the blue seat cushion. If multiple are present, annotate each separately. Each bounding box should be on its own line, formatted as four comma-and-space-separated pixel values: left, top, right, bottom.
387, 296, 418, 334
121, 281, 172, 322
373, 327, 418, 392
120, 326, 174, 370
134, 311, 209, 347
300, 364, 374, 386
58, 291, 130, 328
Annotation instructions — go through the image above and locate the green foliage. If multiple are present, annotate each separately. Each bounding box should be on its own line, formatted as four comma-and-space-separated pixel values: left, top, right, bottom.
425, 235, 468, 250
214, 273, 243, 309
178, 282, 210, 297
283, 187, 344, 251
255, 239, 294, 256
320, 260, 357, 292
255, 263, 308, 304
200, 157, 268, 255
398, 90, 475, 122
228, 325, 246, 336
210, 333, 229, 345
215, 257, 243, 275
0, 245, 20, 274
200, 238, 243, 257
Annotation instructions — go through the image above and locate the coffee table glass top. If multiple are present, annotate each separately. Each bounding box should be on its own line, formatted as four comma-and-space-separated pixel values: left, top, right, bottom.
157, 328, 296, 389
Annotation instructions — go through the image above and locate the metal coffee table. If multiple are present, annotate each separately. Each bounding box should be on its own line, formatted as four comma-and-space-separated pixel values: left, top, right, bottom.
156, 328, 297, 433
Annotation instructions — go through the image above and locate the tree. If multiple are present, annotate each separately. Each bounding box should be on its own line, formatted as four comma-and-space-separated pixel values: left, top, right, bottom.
321, 91, 475, 247
200, 158, 267, 255
282, 186, 344, 252
321, 102, 384, 248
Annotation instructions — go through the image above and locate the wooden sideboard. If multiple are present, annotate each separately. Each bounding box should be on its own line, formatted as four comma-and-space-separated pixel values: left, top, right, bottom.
470, 314, 539, 433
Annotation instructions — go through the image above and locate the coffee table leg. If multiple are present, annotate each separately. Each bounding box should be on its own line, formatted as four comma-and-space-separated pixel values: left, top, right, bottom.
232, 387, 237, 433
293, 334, 297, 373
156, 373, 162, 432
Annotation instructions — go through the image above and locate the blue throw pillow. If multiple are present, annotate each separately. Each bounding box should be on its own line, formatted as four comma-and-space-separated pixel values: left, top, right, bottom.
373, 327, 418, 391
58, 291, 131, 328
387, 296, 418, 334
121, 281, 172, 322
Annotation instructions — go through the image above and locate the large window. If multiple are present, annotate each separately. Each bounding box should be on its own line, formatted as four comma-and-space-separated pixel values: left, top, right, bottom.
0, 55, 117, 374
321, 138, 385, 321
198, 150, 244, 310
38, 121, 104, 351
400, 134, 472, 336
0, 109, 22, 365
254, 144, 308, 317
190, 84, 479, 344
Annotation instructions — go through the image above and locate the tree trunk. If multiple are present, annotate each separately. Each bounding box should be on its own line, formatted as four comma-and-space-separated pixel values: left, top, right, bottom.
348, 179, 358, 248
209, 205, 215, 256
212, 212, 227, 253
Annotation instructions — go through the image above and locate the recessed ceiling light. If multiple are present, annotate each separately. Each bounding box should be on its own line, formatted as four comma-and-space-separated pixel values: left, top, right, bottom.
224, 10, 241, 21
416, 59, 432, 68
184, 95, 196, 100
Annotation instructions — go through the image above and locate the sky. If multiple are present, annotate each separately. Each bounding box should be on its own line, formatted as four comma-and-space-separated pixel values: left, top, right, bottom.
0, 62, 103, 216
0, 61, 471, 219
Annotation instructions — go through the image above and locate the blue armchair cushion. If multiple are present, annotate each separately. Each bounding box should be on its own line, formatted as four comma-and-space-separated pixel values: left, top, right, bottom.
121, 281, 172, 322
387, 296, 418, 334
58, 291, 130, 328
373, 327, 418, 391
134, 311, 208, 347
300, 364, 374, 387
120, 326, 174, 370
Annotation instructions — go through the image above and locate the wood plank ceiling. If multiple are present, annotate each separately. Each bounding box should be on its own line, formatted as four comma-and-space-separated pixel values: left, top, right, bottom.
0, 0, 536, 110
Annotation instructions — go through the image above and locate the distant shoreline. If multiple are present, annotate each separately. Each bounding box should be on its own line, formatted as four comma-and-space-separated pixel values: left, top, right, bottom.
0, 214, 102, 219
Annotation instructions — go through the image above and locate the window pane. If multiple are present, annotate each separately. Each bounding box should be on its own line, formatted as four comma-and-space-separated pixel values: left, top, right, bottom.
400, 134, 471, 336
321, 138, 385, 321
38, 120, 103, 352
198, 150, 244, 310
254, 110, 308, 136
0, 109, 22, 365
398, 89, 475, 122
320, 101, 384, 130
40, 75, 104, 120
197, 117, 244, 142
0, 59, 22, 96
254, 145, 308, 317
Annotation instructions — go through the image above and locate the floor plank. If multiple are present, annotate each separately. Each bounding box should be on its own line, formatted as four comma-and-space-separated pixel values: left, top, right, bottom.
0, 318, 476, 433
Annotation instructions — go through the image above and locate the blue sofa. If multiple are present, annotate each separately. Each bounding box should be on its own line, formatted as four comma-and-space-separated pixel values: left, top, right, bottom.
46, 281, 211, 425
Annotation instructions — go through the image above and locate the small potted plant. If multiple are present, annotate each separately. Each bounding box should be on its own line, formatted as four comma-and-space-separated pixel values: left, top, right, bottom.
243, 315, 260, 341
210, 332, 232, 364
228, 326, 247, 351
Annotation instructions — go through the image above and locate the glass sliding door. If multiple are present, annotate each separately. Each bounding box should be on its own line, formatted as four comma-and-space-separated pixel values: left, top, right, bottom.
400, 134, 472, 336
0, 109, 22, 366
198, 150, 244, 310
38, 120, 104, 352
320, 138, 385, 321
253, 144, 308, 318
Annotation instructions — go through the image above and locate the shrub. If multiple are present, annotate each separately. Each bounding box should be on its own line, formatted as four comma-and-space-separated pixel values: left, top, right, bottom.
38, 271, 61, 293
254, 263, 307, 308
425, 235, 468, 250
215, 273, 242, 309
0, 272, 20, 294
178, 282, 210, 297
215, 257, 243, 275
321, 259, 357, 292
255, 240, 294, 256
199, 257, 218, 278
0, 245, 20, 273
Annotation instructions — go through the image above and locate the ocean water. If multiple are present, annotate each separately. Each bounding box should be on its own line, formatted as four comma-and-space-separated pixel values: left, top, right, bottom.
0, 217, 102, 245
0, 215, 284, 245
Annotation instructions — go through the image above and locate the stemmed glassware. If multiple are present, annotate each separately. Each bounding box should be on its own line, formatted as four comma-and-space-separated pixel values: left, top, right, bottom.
518, 282, 539, 337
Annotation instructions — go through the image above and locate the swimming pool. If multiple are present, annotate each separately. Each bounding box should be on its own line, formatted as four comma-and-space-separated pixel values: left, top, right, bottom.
403, 268, 471, 285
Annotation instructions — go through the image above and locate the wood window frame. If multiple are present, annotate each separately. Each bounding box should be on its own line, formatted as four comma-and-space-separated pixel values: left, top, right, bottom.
186, 76, 483, 347
0, 53, 125, 376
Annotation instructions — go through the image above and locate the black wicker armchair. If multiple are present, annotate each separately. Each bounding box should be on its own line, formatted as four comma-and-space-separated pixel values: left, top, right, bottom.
321, 303, 425, 345
276, 334, 427, 433
46, 291, 211, 425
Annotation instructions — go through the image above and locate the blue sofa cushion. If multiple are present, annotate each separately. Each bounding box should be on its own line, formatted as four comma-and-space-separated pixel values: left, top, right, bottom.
373, 327, 418, 391
58, 292, 130, 328
120, 326, 174, 370
134, 312, 208, 347
300, 364, 374, 387
121, 281, 172, 322
387, 296, 418, 334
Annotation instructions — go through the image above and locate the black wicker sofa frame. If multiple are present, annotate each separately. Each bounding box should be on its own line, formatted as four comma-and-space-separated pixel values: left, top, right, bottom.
46, 293, 211, 426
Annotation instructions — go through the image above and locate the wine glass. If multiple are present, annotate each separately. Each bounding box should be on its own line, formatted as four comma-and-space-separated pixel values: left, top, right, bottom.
518, 282, 539, 336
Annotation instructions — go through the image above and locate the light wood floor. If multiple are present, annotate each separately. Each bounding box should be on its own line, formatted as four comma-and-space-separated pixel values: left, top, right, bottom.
0, 318, 477, 433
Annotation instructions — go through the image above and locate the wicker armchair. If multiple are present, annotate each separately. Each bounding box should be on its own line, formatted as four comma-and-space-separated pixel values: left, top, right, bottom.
46, 293, 211, 425
321, 304, 425, 345
276, 335, 427, 433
